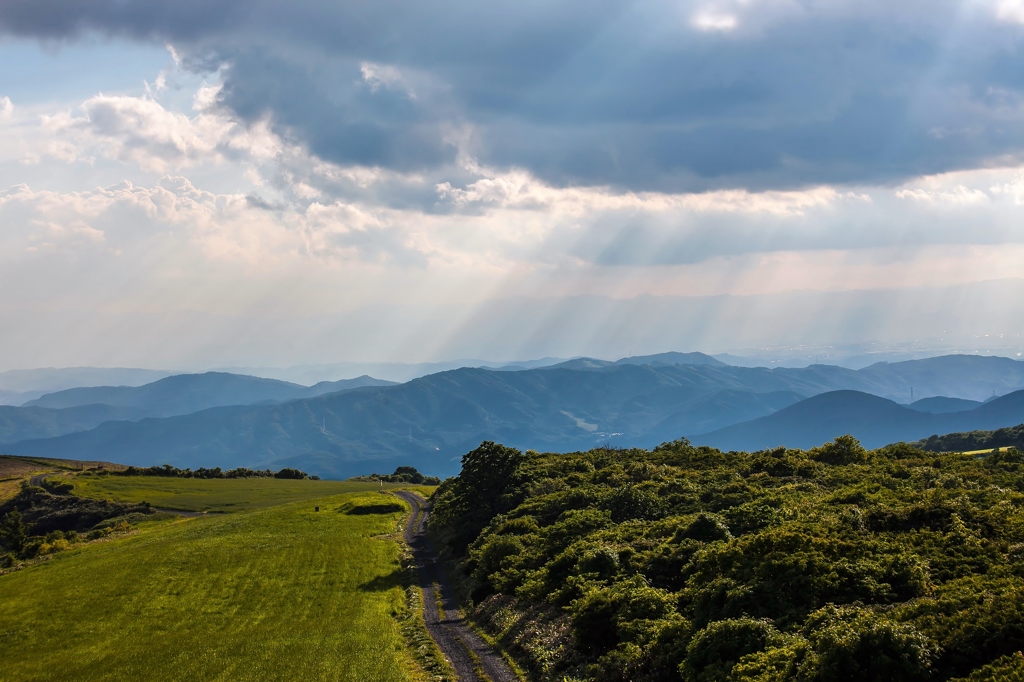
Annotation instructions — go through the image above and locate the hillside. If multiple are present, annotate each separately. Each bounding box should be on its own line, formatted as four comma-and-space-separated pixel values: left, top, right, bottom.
908, 396, 983, 413
697, 389, 1024, 451
429, 439, 1024, 681
0, 367, 172, 396
25, 372, 394, 414
0, 404, 145, 444
0, 477, 432, 680
916, 423, 1024, 453
4, 363, 830, 477
0, 373, 397, 442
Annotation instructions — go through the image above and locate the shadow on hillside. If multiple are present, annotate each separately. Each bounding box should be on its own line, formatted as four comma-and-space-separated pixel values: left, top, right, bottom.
359, 567, 405, 592
343, 502, 405, 515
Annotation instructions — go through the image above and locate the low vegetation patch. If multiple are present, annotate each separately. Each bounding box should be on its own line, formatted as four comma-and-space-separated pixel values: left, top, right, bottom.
917, 423, 1024, 453
351, 466, 443, 485
0, 481, 153, 566
113, 463, 318, 479
429, 438, 1024, 681
0, 484, 428, 681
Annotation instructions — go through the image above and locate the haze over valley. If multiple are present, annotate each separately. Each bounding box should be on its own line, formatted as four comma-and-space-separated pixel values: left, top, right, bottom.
3, 352, 1024, 478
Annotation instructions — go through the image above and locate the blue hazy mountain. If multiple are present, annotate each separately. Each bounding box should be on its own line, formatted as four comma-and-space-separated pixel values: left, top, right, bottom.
908, 396, 983, 413
0, 404, 146, 443
695, 389, 1024, 451
0, 373, 394, 443
0, 367, 173, 395
7, 355, 1024, 478
547, 351, 725, 371
24, 372, 395, 415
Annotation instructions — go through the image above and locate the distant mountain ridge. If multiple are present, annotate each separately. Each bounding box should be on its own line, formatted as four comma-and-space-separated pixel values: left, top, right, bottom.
0, 367, 173, 395
7, 354, 1024, 478
25, 372, 394, 414
0, 373, 394, 443
549, 352, 725, 371
694, 389, 1024, 451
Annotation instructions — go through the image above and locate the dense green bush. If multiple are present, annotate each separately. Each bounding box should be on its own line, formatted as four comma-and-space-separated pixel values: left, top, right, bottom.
429, 436, 1024, 681
352, 466, 442, 485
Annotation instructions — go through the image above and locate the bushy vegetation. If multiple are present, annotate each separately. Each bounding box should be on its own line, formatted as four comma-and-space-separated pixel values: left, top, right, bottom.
0, 482, 151, 564
113, 463, 317, 479
917, 423, 1024, 453
353, 466, 443, 485
430, 438, 1024, 681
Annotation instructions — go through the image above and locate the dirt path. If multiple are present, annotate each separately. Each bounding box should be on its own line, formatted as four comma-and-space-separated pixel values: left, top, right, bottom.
395, 490, 518, 682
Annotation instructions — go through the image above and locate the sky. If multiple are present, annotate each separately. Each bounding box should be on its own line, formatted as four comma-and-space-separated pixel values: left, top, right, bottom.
1, 0, 1024, 371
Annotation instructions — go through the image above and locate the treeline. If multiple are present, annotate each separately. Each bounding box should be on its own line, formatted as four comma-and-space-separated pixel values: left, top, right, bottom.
110, 464, 318, 480
917, 423, 1024, 453
351, 466, 442, 485
1, 481, 152, 567
429, 438, 1024, 681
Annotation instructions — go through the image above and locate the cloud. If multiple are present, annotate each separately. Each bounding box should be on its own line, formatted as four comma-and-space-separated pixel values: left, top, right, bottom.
11, 79, 1024, 270
2, 0, 1024, 191
38, 89, 280, 172
0, 96, 11, 119
994, 0, 1024, 24
691, 12, 738, 32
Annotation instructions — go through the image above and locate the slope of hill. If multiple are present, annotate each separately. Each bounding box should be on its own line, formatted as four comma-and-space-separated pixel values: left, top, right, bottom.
0, 367, 172, 394
855, 355, 1024, 402
25, 372, 394, 415
696, 389, 1024, 451
0, 404, 145, 444
915, 423, 1024, 452
613, 351, 726, 367
908, 396, 983, 413
548, 351, 725, 371
695, 391, 938, 451
0, 389, 41, 407
4, 364, 825, 477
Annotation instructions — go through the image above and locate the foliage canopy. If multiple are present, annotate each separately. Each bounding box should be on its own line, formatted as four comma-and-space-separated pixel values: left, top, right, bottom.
430, 437, 1024, 681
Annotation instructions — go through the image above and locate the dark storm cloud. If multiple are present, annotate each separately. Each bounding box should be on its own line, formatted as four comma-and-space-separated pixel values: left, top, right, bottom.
3, 0, 1024, 190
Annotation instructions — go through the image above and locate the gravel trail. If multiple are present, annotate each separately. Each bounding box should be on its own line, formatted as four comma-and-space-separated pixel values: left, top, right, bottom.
395, 490, 518, 682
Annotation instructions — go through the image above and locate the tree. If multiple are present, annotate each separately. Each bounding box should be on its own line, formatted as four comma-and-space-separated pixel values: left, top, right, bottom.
0, 510, 27, 554
431, 441, 527, 551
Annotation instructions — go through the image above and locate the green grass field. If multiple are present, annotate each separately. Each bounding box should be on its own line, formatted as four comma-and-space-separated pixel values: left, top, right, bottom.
0, 482, 433, 681
70, 474, 435, 512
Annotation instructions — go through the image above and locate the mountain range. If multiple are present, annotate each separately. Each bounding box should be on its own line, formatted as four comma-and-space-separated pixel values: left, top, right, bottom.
694, 389, 1024, 451
0, 373, 394, 443
4, 353, 1024, 478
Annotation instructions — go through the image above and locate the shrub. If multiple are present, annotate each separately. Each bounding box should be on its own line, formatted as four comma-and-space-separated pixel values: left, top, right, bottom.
40, 478, 74, 495
811, 435, 869, 466
682, 618, 779, 682
273, 468, 307, 479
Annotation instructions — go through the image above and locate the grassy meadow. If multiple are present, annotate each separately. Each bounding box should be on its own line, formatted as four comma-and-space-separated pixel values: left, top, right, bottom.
70, 473, 435, 512
0, 479, 435, 681
0, 455, 124, 503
